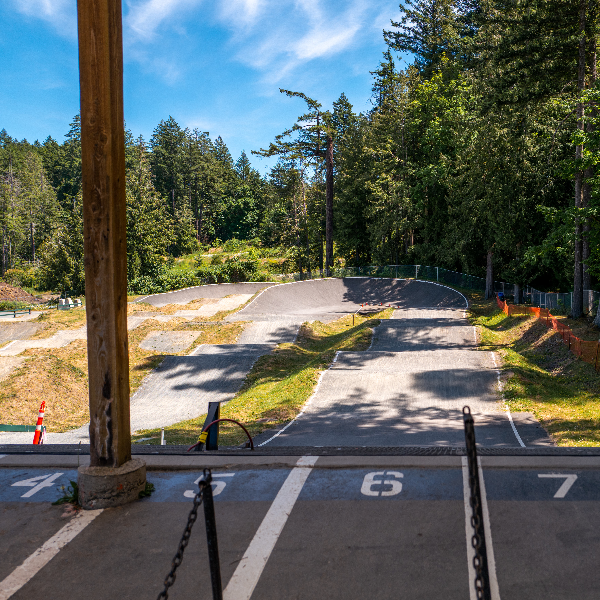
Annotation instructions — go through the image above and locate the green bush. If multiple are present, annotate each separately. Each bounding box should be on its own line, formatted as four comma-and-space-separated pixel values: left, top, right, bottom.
0, 300, 31, 311
128, 270, 200, 295
2, 268, 36, 288
196, 256, 261, 284
222, 238, 245, 253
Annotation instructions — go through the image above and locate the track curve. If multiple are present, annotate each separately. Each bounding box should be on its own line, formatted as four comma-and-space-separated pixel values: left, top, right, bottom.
234, 278, 466, 323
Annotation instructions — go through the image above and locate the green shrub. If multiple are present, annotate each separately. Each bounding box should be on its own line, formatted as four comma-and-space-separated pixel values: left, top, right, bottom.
0, 300, 31, 311
196, 256, 261, 284
128, 270, 200, 295
3, 268, 36, 288
222, 238, 245, 252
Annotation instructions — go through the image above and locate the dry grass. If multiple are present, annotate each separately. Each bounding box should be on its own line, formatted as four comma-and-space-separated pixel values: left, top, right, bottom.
31, 308, 85, 339
0, 304, 247, 431
1, 341, 89, 431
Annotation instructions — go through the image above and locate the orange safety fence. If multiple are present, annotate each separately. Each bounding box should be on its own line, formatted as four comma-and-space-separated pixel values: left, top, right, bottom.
495, 294, 600, 371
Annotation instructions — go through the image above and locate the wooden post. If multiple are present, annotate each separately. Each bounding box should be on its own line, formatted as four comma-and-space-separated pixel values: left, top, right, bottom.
77, 0, 131, 468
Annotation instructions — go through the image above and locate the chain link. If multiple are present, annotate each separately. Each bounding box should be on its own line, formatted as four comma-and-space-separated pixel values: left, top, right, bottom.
156, 469, 212, 600
463, 407, 491, 600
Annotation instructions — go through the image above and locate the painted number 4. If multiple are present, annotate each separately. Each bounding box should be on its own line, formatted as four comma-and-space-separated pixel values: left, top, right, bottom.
11, 473, 64, 498
361, 471, 403, 497
538, 474, 578, 498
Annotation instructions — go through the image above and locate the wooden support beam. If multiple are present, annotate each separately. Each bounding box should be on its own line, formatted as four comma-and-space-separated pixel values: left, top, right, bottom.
77, 0, 131, 468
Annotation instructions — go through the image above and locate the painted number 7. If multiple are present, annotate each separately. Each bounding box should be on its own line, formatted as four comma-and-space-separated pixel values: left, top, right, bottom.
361, 471, 403, 497
538, 474, 578, 498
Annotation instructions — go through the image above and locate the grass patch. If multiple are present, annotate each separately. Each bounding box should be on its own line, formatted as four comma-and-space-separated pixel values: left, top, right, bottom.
468, 292, 600, 446
132, 309, 391, 446
0, 341, 90, 431
31, 308, 86, 339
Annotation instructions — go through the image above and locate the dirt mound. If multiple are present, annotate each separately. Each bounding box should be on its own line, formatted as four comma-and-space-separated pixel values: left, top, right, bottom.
0, 282, 40, 304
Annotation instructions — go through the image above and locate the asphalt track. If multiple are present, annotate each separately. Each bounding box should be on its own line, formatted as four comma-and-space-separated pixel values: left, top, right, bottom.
0, 278, 595, 599
2, 454, 600, 599
246, 279, 549, 448
0, 277, 549, 446
138, 282, 276, 307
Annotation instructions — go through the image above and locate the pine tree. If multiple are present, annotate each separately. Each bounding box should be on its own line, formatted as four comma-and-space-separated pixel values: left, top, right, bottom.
150, 117, 196, 255
254, 89, 336, 275
384, 0, 462, 76
126, 137, 175, 280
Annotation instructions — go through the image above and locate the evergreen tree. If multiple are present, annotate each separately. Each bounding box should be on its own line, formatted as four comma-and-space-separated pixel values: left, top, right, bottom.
126, 137, 175, 281
150, 117, 196, 255
384, 0, 462, 76
255, 89, 336, 275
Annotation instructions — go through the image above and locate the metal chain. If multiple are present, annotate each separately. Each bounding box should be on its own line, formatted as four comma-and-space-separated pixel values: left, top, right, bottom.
463, 407, 491, 600
156, 469, 212, 600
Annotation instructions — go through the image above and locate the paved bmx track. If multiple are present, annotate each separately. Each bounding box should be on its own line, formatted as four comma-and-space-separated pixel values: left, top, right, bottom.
137, 282, 276, 307
1, 278, 549, 445
0, 280, 594, 600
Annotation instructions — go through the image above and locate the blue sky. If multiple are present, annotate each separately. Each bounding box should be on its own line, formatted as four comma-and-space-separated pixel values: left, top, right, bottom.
0, 0, 404, 174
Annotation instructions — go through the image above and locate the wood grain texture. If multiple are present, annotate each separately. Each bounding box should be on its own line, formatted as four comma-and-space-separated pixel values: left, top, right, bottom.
77, 0, 131, 467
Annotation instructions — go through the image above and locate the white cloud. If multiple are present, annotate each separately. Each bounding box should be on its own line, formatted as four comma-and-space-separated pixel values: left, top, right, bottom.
125, 0, 201, 41
11, 0, 76, 37
8, 0, 396, 89
218, 0, 265, 29
225, 0, 371, 84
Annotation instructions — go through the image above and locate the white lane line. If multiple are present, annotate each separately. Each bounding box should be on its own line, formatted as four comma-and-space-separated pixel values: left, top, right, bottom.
0, 341, 17, 352
461, 456, 477, 600
223, 456, 317, 600
0, 455, 6, 460
478, 457, 501, 600
417, 280, 469, 308
491, 352, 525, 447
0, 509, 103, 600
258, 354, 340, 446
461, 456, 501, 600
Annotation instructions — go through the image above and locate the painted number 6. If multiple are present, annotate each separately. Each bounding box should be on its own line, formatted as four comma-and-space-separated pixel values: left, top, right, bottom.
361, 471, 403, 497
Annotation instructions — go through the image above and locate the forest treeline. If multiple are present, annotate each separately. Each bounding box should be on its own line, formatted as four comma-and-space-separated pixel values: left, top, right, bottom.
1, 0, 599, 314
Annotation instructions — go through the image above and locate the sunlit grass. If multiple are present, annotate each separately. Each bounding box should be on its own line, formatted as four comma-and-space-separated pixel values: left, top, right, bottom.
468, 294, 600, 446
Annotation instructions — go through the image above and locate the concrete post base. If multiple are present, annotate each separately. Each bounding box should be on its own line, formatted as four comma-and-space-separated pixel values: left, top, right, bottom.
78, 458, 146, 510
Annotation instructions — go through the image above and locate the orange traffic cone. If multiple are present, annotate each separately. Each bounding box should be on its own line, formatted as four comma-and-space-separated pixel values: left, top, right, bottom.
32, 401, 45, 445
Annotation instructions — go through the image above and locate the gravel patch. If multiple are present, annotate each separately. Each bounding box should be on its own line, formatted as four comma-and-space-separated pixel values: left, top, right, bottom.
236, 320, 300, 345
0, 322, 44, 344
0, 311, 44, 322
139, 331, 202, 353
0, 328, 86, 357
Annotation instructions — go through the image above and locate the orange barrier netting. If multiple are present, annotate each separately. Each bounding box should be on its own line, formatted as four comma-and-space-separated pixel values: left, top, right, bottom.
495, 295, 600, 371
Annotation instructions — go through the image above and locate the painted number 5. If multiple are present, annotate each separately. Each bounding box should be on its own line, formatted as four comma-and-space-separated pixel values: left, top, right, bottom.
361, 471, 403, 497
538, 474, 578, 498
184, 473, 234, 498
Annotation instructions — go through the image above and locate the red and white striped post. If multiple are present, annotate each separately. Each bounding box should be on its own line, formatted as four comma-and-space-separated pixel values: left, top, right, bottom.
32, 401, 45, 445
